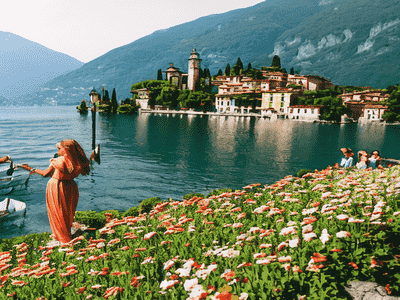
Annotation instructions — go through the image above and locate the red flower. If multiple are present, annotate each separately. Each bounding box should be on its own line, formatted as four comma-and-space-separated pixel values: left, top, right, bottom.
349, 262, 358, 269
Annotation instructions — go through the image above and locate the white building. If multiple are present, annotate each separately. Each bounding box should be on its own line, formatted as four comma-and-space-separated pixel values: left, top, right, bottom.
288, 105, 322, 121
359, 104, 388, 121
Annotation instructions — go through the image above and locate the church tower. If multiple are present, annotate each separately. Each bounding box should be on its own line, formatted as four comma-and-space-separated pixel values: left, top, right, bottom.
188, 48, 202, 91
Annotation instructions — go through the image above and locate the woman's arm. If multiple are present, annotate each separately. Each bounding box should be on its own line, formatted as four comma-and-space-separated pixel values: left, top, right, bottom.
32, 166, 54, 177
21, 164, 54, 177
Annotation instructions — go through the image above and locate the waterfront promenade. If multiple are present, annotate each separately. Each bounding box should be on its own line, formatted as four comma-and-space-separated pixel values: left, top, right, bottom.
139, 108, 277, 119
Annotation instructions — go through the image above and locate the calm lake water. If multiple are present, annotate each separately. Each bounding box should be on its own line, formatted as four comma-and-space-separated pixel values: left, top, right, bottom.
1, 106, 400, 239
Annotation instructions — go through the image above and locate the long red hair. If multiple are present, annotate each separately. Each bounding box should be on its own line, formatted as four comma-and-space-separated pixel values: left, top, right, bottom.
59, 139, 90, 175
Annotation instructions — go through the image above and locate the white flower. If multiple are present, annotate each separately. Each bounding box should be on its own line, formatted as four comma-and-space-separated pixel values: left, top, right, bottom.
289, 238, 299, 248
319, 229, 330, 245
303, 232, 317, 242
336, 214, 348, 220
220, 249, 240, 258
175, 267, 191, 277
336, 231, 351, 238
159, 279, 179, 290
184, 278, 198, 291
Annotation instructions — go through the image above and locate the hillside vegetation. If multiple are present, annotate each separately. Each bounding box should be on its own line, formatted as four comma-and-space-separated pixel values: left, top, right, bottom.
8, 0, 400, 106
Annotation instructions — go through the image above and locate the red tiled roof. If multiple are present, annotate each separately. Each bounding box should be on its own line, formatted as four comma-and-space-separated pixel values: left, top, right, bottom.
364, 105, 388, 109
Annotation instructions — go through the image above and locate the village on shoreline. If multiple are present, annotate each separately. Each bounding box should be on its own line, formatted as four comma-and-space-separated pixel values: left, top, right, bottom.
78, 48, 400, 125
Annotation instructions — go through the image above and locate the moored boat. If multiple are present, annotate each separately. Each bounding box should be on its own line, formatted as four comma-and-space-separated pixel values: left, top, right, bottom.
0, 198, 26, 219
0, 164, 30, 194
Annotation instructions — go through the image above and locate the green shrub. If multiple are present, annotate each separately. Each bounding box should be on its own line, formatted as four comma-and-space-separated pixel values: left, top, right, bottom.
297, 169, 313, 178
74, 210, 107, 228
122, 197, 162, 217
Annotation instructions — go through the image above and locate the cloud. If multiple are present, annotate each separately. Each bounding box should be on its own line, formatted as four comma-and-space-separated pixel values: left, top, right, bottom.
268, 42, 285, 57
285, 37, 301, 47
319, 0, 334, 5
357, 18, 400, 54
296, 40, 317, 60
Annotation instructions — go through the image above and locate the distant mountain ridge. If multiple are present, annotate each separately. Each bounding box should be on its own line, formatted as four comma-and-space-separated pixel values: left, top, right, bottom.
0, 32, 83, 103
9, 0, 400, 106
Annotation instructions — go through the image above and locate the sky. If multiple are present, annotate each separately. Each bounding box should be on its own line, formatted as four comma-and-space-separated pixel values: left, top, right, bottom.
1, 0, 265, 63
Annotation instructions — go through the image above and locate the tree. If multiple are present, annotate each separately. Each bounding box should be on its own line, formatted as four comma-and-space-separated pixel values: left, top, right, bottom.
203, 68, 211, 79
157, 69, 163, 80
111, 88, 118, 114
199, 68, 204, 79
236, 57, 243, 70
103, 90, 110, 104
224, 63, 231, 76
271, 55, 281, 69
290, 67, 295, 75
382, 85, 400, 122
247, 63, 252, 71
217, 69, 223, 76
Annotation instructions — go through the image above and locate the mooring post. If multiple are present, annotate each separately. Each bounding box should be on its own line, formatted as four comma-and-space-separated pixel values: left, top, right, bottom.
92, 103, 96, 150
89, 88, 98, 150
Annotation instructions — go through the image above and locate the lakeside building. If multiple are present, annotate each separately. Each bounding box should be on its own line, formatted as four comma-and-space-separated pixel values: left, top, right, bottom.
163, 64, 187, 90
339, 90, 389, 103
287, 75, 333, 91
340, 90, 389, 122
261, 89, 302, 115
288, 105, 322, 121
158, 48, 202, 92
187, 48, 202, 91
358, 104, 388, 121
132, 88, 150, 109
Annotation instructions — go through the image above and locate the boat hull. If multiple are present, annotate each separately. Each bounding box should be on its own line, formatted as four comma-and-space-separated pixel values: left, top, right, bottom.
0, 198, 26, 219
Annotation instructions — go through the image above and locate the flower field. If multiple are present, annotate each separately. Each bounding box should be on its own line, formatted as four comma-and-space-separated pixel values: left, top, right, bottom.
1, 166, 400, 299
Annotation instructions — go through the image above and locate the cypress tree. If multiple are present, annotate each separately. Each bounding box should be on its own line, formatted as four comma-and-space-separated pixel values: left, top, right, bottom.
224, 63, 231, 76
157, 69, 163, 80
247, 63, 252, 71
199, 68, 204, 79
271, 55, 281, 69
111, 88, 118, 114
217, 69, 223, 76
290, 67, 295, 75
236, 57, 243, 70
103, 90, 110, 104
203, 68, 211, 78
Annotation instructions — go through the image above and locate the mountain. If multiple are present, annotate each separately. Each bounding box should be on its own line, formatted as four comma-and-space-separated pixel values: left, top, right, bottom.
0, 32, 83, 103
12, 0, 400, 106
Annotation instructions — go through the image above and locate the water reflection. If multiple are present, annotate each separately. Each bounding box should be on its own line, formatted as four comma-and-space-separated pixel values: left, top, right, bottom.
3, 106, 400, 240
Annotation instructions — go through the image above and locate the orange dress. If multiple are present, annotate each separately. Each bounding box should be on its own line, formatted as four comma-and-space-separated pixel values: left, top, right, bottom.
46, 156, 81, 243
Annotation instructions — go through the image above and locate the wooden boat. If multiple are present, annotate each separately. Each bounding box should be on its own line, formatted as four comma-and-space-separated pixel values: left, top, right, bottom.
0, 164, 30, 194
0, 198, 26, 219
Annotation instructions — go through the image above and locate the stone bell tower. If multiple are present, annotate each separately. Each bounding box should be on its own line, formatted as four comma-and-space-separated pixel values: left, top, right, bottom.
188, 48, 202, 91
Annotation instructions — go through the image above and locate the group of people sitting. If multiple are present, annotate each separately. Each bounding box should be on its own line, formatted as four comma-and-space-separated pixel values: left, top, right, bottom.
335, 148, 382, 170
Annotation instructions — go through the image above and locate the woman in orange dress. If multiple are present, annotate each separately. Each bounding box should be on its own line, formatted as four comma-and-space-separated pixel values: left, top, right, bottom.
22, 140, 90, 243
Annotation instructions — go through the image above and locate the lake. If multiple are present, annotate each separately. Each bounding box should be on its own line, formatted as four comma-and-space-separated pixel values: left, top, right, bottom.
1, 106, 399, 239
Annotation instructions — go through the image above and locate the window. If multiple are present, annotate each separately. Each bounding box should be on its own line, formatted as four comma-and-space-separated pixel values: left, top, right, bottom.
269, 102, 272, 108
311, 109, 315, 114
280, 102, 284, 108
270, 95, 273, 102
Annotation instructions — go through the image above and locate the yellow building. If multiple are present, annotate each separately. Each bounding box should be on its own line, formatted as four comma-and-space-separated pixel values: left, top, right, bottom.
261, 89, 301, 115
